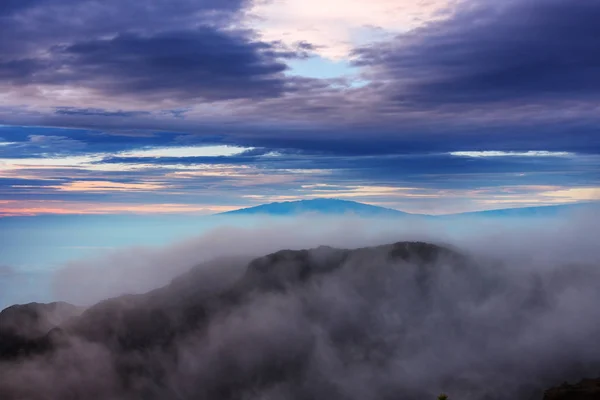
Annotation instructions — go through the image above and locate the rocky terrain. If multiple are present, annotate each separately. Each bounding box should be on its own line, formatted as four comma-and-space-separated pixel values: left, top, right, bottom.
0, 241, 599, 400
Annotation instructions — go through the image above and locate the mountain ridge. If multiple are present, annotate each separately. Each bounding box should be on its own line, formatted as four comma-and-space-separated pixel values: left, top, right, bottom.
218, 198, 416, 217
217, 198, 599, 218
1, 240, 599, 399
0, 241, 469, 399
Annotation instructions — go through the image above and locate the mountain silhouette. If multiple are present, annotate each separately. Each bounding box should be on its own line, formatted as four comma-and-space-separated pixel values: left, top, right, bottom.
218, 198, 599, 219
217, 198, 417, 217
1, 240, 599, 400
0, 242, 470, 399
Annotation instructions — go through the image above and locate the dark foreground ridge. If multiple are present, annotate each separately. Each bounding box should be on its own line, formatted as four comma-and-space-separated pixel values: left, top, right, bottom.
0, 302, 83, 359
544, 379, 600, 400
0, 242, 598, 400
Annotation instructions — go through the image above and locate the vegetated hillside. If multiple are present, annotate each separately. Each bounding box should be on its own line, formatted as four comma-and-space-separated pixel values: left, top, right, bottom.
0, 241, 599, 400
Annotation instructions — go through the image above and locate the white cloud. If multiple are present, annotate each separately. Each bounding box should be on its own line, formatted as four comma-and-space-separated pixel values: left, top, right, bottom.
247, 0, 456, 60
540, 187, 600, 202
450, 151, 573, 158
117, 145, 251, 158
0, 155, 102, 168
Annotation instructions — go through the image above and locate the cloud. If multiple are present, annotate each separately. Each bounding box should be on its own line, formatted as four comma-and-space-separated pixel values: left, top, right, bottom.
450, 151, 573, 158
48, 216, 432, 304
3, 214, 600, 399
0, 0, 304, 103
1, 135, 599, 215
46, 181, 171, 193
0, 0, 243, 17
0, 265, 15, 277
1, 0, 600, 144
54, 108, 151, 118
355, 0, 600, 107
117, 145, 251, 158
56, 29, 291, 101
27, 135, 87, 151
0, 200, 234, 217
0, 0, 600, 215
0, 0, 40, 16
0, 59, 42, 82
540, 187, 600, 202
4, 29, 292, 102
0, 135, 87, 157
45, 212, 600, 304
249, 0, 456, 60
0, 0, 246, 61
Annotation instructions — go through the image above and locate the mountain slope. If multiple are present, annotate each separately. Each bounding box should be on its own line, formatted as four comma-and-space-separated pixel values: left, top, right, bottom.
0, 242, 468, 399
218, 198, 416, 217
218, 198, 599, 219
445, 202, 600, 218
2, 240, 600, 400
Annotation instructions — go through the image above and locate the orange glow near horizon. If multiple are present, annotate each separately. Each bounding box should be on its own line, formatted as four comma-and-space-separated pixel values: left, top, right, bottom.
0, 201, 238, 217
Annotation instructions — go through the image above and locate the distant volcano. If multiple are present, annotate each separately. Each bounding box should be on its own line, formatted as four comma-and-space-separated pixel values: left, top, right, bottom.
217, 198, 599, 219
217, 198, 418, 217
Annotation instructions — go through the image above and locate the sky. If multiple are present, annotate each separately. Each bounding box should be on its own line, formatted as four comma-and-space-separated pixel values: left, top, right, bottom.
1, 0, 600, 216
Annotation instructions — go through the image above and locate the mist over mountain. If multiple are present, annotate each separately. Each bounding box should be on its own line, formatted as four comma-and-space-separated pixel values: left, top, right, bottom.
2, 0, 600, 397
2, 221, 600, 400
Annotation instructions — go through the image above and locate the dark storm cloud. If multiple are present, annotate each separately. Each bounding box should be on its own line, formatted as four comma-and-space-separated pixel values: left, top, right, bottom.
0, 0, 245, 58
235, 123, 600, 156
0, 0, 40, 16
0, 0, 296, 101
0, 0, 245, 26
55, 108, 151, 118
2, 29, 291, 101
355, 0, 600, 106
0, 0, 238, 13
1, 0, 599, 206
0, 60, 42, 82
53, 29, 289, 101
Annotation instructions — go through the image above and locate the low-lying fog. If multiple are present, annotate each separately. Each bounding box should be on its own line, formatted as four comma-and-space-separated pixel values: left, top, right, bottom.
1, 211, 600, 400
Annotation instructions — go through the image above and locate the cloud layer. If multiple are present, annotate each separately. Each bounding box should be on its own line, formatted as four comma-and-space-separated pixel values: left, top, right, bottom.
1, 0, 600, 214
355, 0, 600, 106
2, 214, 600, 399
